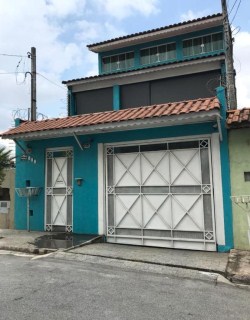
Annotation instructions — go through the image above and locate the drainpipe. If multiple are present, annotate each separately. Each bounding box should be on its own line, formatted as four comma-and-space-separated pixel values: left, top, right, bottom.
68, 88, 75, 116
216, 86, 228, 142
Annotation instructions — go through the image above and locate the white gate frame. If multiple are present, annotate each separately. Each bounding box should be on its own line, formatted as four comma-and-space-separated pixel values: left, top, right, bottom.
44, 146, 74, 232
98, 133, 225, 247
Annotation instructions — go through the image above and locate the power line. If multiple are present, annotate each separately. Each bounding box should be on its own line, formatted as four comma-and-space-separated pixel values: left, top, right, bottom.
232, 25, 241, 36
0, 72, 26, 75
228, 0, 238, 16
37, 72, 67, 90
230, 0, 241, 25
0, 53, 26, 58
15, 57, 28, 85
0, 71, 66, 91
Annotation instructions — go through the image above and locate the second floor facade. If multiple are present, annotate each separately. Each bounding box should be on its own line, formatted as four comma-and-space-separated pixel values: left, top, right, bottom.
98, 28, 224, 75
63, 13, 227, 117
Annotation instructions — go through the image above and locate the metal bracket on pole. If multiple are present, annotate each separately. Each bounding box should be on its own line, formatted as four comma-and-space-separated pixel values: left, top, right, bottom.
73, 132, 83, 150
13, 139, 27, 154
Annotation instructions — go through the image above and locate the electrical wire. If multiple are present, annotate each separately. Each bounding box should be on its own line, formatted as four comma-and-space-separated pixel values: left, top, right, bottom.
0, 53, 26, 58
206, 77, 221, 95
0, 72, 26, 75
232, 25, 241, 36
230, 0, 241, 25
15, 57, 28, 85
37, 72, 67, 90
228, 0, 238, 16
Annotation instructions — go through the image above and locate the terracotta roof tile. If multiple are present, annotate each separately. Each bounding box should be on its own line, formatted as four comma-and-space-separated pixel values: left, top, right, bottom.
1, 97, 220, 138
227, 108, 250, 128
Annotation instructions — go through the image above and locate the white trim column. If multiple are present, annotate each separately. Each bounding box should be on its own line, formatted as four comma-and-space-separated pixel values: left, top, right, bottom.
98, 143, 105, 234
211, 133, 225, 246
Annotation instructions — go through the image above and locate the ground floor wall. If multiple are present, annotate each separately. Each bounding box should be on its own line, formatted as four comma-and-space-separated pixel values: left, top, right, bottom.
14, 122, 233, 251
229, 128, 250, 250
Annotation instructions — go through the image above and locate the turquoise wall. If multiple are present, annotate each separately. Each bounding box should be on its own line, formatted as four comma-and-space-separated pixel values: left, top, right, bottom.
14, 120, 233, 251
68, 26, 224, 117
216, 87, 234, 252
98, 26, 224, 74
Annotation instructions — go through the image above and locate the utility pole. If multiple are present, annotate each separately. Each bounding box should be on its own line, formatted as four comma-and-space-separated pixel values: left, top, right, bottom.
221, 0, 237, 110
28, 47, 37, 121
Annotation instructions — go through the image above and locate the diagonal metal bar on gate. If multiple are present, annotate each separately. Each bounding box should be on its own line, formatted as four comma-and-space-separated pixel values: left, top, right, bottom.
143, 194, 171, 229
115, 194, 141, 228
142, 150, 169, 185
172, 194, 203, 231
52, 195, 67, 225
170, 150, 201, 185
53, 157, 67, 187
115, 153, 140, 186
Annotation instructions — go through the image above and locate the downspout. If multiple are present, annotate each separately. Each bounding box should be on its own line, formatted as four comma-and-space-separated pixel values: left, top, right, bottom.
215, 85, 234, 250
68, 87, 76, 116
217, 115, 223, 142
216, 85, 228, 142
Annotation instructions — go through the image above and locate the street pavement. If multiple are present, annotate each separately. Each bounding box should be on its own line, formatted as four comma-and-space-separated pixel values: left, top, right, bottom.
0, 229, 250, 285
0, 250, 250, 320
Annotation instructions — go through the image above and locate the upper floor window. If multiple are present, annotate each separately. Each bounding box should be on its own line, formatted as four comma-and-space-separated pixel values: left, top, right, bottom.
140, 43, 176, 65
183, 32, 224, 57
102, 52, 134, 73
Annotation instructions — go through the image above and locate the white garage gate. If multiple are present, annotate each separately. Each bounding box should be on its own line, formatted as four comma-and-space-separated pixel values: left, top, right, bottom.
105, 138, 216, 251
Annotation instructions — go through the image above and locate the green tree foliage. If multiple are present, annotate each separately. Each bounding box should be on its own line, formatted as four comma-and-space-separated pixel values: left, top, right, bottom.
0, 147, 14, 185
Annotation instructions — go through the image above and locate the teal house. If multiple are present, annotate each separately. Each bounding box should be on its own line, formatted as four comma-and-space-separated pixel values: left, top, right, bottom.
2, 13, 234, 252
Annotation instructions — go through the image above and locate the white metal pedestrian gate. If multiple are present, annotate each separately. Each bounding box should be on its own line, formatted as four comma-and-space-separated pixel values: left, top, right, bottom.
105, 139, 216, 251
45, 148, 73, 232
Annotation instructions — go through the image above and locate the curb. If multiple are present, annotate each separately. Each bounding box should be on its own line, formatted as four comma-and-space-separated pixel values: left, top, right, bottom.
225, 249, 250, 286
0, 245, 56, 255
64, 251, 227, 276
0, 235, 104, 256
63, 235, 104, 252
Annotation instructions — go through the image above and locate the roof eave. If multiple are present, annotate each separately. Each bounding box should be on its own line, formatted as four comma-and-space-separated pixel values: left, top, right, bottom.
227, 123, 250, 129
63, 54, 225, 86
2, 110, 220, 141
88, 15, 223, 53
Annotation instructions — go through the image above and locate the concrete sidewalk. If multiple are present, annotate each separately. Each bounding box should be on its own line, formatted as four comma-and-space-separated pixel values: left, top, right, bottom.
0, 229, 249, 285
69, 243, 229, 275
0, 229, 55, 254
226, 249, 250, 285
0, 229, 101, 254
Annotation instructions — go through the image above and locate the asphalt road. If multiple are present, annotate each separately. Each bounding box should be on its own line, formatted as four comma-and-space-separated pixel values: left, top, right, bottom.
0, 251, 249, 320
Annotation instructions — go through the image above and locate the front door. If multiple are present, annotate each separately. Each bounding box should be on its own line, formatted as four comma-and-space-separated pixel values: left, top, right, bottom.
45, 148, 73, 232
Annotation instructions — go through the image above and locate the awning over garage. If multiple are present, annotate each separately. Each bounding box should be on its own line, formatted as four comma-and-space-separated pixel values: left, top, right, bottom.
1, 97, 221, 141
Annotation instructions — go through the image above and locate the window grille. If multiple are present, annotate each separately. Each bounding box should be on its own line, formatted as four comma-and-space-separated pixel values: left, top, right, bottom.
183, 32, 224, 57
102, 52, 134, 73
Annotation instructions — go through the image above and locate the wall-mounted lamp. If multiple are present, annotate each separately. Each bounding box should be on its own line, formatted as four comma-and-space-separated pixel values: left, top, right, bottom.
75, 178, 83, 186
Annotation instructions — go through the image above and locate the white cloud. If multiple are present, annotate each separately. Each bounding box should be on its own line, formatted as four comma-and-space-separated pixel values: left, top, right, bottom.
46, 0, 86, 18
180, 9, 209, 21
94, 0, 160, 20
0, 0, 248, 136
0, 0, 100, 131
234, 31, 250, 108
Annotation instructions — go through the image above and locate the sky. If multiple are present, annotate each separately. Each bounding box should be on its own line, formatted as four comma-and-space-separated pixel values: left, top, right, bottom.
0, 0, 249, 148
